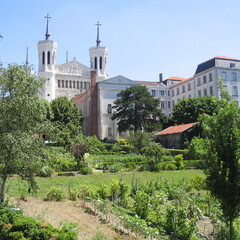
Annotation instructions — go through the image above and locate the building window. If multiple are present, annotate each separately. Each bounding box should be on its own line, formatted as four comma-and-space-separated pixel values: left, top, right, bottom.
182, 85, 185, 93
84, 82, 87, 89
80, 81, 83, 89
232, 72, 237, 81
42, 52, 45, 65
233, 86, 238, 96
77, 81, 79, 89
161, 100, 165, 109
209, 73, 213, 81
198, 90, 202, 97
61, 80, 64, 88
160, 90, 165, 96
168, 90, 170, 96
108, 128, 113, 136
58, 80, 61, 88
47, 51, 50, 65
177, 88, 180, 95
94, 57, 97, 70
188, 83, 191, 91
69, 81, 72, 88
221, 72, 226, 80
203, 88, 207, 96
230, 63, 236, 68
73, 81, 76, 88
203, 75, 207, 84
210, 86, 213, 96
168, 101, 171, 108
172, 90, 174, 96
107, 104, 112, 114
197, 78, 201, 86
100, 56, 102, 70
152, 90, 156, 96
117, 93, 121, 98
172, 100, 175, 107
65, 80, 68, 88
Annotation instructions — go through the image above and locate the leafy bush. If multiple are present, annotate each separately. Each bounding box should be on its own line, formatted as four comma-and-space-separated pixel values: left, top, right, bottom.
187, 137, 208, 160
38, 166, 54, 177
79, 166, 92, 175
44, 187, 65, 201
68, 189, 80, 201
174, 154, 185, 170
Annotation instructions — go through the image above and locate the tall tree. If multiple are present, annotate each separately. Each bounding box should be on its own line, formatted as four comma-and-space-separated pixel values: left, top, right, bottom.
202, 100, 240, 239
0, 65, 51, 204
112, 85, 164, 133
50, 96, 83, 146
172, 96, 224, 124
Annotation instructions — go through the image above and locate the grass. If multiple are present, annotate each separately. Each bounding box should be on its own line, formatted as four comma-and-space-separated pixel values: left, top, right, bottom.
6, 169, 204, 199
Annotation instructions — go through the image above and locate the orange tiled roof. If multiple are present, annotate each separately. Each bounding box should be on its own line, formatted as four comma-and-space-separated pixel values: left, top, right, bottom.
134, 80, 164, 86
155, 122, 199, 136
215, 56, 240, 61
168, 76, 186, 81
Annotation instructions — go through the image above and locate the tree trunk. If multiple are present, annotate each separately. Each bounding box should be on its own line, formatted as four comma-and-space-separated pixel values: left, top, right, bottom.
0, 176, 7, 205
229, 218, 234, 240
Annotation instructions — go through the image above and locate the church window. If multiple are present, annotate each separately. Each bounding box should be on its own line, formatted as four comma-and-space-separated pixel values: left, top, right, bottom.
58, 80, 61, 88
81, 81, 83, 89
107, 104, 112, 114
42, 52, 45, 65
65, 80, 68, 88
100, 56, 103, 70
47, 51, 50, 65
77, 81, 79, 89
52, 51, 55, 65
73, 81, 76, 88
69, 81, 72, 88
62, 80, 64, 88
94, 57, 97, 70
84, 82, 87, 89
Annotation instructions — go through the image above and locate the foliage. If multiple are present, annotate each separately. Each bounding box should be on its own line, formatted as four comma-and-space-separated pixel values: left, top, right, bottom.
0, 64, 52, 204
172, 96, 225, 124
133, 190, 150, 219
190, 176, 206, 192
142, 142, 167, 163
187, 137, 209, 160
111, 85, 164, 132
79, 166, 93, 175
50, 96, 83, 146
85, 136, 106, 154
202, 100, 240, 239
44, 187, 65, 201
174, 154, 185, 170
127, 131, 152, 153
38, 166, 54, 177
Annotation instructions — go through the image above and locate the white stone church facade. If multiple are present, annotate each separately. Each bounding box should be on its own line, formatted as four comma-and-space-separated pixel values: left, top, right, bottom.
38, 18, 240, 141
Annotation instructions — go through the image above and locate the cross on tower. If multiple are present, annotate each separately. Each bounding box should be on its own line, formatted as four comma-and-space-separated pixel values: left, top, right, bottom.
45, 14, 51, 40
95, 21, 101, 46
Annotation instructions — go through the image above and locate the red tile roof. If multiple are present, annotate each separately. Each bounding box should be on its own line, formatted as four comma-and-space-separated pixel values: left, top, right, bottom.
134, 80, 164, 86
167, 76, 186, 81
215, 56, 240, 61
155, 122, 199, 136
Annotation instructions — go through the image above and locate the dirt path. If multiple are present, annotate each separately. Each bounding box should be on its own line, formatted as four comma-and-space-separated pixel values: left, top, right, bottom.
11, 197, 122, 240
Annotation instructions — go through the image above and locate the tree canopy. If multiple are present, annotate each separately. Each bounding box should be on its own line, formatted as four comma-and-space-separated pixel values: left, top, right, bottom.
50, 96, 83, 146
172, 96, 225, 124
0, 65, 51, 204
112, 85, 165, 133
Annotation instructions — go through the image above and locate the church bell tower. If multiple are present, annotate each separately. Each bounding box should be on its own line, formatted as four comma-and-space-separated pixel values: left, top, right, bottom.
89, 21, 108, 81
38, 14, 57, 101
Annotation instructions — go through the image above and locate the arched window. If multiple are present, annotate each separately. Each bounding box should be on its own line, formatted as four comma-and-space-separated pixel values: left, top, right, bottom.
107, 104, 112, 114
94, 57, 97, 70
73, 81, 76, 88
42, 52, 45, 65
69, 81, 72, 88
52, 51, 55, 65
47, 51, 50, 65
61, 80, 64, 88
65, 80, 68, 88
100, 56, 102, 70
77, 81, 79, 89
58, 80, 61, 88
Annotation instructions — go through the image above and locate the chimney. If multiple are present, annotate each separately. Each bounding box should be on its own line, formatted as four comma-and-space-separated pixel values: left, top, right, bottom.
159, 73, 163, 83
91, 70, 97, 87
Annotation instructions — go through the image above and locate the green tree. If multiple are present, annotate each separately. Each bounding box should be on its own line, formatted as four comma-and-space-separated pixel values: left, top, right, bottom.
112, 85, 164, 132
0, 65, 51, 204
172, 96, 224, 124
50, 96, 83, 146
202, 100, 240, 239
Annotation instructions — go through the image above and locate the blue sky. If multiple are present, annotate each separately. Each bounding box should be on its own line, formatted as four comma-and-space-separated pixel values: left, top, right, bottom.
1, 0, 240, 81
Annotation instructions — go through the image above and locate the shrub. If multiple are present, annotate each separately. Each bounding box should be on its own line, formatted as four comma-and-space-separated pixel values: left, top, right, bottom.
44, 187, 65, 201
79, 167, 92, 175
68, 189, 80, 201
38, 166, 54, 177
174, 154, 185, 170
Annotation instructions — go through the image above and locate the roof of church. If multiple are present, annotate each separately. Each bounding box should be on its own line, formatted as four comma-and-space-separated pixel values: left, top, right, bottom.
134, 80, 165, 86
155, 122, 199, 136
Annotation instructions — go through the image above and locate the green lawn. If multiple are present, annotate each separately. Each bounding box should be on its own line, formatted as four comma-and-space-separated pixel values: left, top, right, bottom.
7, 169, 204, 199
